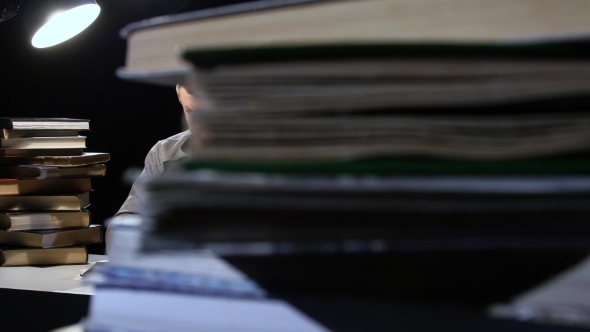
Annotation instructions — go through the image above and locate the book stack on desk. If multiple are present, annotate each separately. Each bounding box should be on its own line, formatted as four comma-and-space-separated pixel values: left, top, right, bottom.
0, 118, 108, 267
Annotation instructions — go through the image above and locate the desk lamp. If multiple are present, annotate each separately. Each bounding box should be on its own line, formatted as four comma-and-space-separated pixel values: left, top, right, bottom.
0, 0, 100, 48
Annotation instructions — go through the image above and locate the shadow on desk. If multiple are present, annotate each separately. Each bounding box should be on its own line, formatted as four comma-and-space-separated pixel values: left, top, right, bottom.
226, 249, 590, 306
226, 249, 590, 331
0, 288, 89, 332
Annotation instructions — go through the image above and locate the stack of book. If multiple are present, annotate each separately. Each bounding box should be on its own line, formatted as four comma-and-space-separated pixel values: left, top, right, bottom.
0, 118, 109, 267
136, 8, 590, 299
88, 0, 590, 330
173, 0, 590, 308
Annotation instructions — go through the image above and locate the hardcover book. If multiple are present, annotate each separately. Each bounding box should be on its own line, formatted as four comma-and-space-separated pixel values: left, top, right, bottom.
0, 164, 106, 179
0, 224, 102, 248
0, 148, 84, 157
0, 246, 88, 266
0, 152, 110, 167
116, 0, 590, 85
0, 118, 89, 131
0, 191, 90, 211
0, 136, 86, 149
186, 108, 590, 161
0, 178, 92, 196
0, 129, 80, 139
0, 210, 91, 231
182, 43, 590, 113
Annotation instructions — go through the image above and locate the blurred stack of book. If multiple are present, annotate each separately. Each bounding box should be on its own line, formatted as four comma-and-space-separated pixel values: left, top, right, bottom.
143, 14, 590, 297
97, 0, 590, 330
0, 118, 108, 267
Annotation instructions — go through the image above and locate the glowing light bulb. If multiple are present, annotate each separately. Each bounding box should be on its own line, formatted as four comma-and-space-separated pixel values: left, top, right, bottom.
32, 4, 100, 48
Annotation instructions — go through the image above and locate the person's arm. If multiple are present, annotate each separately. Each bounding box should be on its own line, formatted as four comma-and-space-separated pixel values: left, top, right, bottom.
105, 141, 164, 250
117, 140, 165, 216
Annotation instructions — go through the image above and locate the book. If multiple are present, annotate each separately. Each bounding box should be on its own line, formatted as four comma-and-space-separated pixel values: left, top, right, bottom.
83, 216, 325, 332
168, 158, 590, 176
85, 287, 327, 332
0, 148, 84, 157
137, 170, 590, 249
0, 136, 86, 149
187, 109, 590, 160
134, 168, 590, 306
0, 164, 106, 179
182, 44, 590, 112
0, 118, 89, 130
0, 246, 88, 266
0, 178, 92, 196
0, 152, 110, 167
0, 117, 90, 130
0, 129, 80, 139
176, 40, 590, 160
148, 170, 590, 196
0, 224, 102, 248
0, 210, 90, 231
0, 191, 90, 211
117, 0, 590, 85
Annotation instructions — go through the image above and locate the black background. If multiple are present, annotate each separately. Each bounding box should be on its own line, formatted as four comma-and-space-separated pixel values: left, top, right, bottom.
0, 0, 245, 253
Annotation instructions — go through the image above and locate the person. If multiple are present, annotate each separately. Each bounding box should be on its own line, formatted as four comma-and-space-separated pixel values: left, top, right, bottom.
105, 84, 200, 246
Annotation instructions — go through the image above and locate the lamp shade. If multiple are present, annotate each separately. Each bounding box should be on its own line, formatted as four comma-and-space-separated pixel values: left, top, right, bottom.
25, 0, 100, 48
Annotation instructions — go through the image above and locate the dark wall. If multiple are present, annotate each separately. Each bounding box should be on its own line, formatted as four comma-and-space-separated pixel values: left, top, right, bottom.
0, 0, 244, 253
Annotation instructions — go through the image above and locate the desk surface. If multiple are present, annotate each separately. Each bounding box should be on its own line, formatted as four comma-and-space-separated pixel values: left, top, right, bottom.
0, 254, 587, 332
0, 254, 106, 295
0, 254, 329, 332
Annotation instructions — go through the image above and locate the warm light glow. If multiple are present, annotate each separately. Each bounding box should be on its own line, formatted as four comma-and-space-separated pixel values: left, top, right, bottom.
31, 4, 100, 48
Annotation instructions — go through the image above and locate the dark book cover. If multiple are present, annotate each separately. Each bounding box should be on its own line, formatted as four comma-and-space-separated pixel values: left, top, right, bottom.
182, 42, 590, 68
